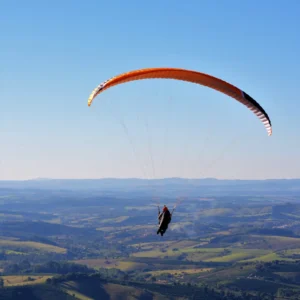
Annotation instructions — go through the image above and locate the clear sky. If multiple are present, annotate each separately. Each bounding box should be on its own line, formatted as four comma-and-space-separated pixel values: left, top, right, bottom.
1, 0, 300, 180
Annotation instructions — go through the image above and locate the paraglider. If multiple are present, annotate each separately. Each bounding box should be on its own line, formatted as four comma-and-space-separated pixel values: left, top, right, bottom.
157, 205, 172, 236
87, 67, 273, 237
87, 67, 272, 136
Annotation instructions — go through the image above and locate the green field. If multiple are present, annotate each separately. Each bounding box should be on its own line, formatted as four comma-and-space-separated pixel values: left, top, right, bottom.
99, 216, 130, 224
243, 252, 293, 262
146, 268, 213, 276
200, 208, 234, 217
206, 249, 269, 262
3, 275, 53, 287
74, 259, 148, 271
97, 224, 153, 232
0, 239, 67, 253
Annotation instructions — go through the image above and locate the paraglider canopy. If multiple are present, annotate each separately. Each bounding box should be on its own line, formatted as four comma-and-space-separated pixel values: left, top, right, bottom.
87, 67, 272, 136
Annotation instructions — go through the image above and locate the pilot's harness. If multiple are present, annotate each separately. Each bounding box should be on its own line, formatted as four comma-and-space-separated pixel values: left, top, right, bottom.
157, 206, 175, 221
157, 197, 183, 219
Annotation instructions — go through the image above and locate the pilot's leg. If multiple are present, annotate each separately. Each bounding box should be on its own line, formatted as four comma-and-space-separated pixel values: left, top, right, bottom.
161, 227, 166, 236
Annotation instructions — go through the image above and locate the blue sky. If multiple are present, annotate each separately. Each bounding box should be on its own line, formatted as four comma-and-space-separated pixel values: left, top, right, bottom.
1, 0, 300, 180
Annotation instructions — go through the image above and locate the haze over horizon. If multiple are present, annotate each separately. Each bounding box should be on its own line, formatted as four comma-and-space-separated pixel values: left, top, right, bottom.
2, 0, 300, 181
1, 176, 300, 183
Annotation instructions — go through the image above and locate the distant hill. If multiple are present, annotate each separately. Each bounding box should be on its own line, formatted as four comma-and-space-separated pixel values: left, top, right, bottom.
0, 285, 74, 300
0, 178, 300, 195
0, 220, 95, 237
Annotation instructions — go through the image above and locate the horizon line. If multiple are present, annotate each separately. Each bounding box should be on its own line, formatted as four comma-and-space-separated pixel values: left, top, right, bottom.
0, 177, 299, 182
